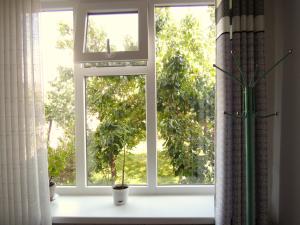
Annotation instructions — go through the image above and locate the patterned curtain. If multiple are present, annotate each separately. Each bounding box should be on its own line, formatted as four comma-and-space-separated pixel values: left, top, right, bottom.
0, 0, 51, 224
215, 0, 268, 225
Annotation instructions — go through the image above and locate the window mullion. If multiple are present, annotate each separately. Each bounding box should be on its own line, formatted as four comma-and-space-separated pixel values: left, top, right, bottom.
146, 1, 157, 190
75, 64, 87, 189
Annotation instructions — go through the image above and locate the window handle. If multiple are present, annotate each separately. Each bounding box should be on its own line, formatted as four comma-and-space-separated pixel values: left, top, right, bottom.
107, 38, 111, 55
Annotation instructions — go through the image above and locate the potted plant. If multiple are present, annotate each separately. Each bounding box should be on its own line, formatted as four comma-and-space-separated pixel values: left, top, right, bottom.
49, 176, 56, 201
112, 145, 129, 205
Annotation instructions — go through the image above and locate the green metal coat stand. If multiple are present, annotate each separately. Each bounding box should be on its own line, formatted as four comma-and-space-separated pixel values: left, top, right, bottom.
213, 49, 292, 225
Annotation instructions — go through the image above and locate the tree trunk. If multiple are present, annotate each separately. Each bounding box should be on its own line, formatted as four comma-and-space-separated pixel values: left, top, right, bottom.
203, 101, 208, 138
47, 119, 53, 147
122, 147, 126, 186
110, 156, 116, 182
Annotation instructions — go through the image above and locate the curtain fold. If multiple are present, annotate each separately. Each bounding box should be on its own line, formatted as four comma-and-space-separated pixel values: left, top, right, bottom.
215, 0, 268, 225
0, 0, 51, 224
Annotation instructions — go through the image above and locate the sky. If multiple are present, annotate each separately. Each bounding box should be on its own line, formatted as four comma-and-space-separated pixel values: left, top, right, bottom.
87, 12, 139, 52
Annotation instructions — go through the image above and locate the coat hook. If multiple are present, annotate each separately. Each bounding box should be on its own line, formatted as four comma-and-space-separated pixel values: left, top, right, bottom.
224, 111, 245, 119
213, 64, 244, 87
256, 112, 279, 119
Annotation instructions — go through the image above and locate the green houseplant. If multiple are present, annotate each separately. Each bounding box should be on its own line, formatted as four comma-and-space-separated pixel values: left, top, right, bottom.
112, 145, 129, 205
101, 123, 130, 205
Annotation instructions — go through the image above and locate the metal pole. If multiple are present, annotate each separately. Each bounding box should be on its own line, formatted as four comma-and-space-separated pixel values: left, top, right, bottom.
214, 49, 291, 225
244, 86, 255, 225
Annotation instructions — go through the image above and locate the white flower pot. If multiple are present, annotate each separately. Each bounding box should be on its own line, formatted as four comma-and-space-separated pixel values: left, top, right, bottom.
49, 182, 56, 201
112, 184, 129, 205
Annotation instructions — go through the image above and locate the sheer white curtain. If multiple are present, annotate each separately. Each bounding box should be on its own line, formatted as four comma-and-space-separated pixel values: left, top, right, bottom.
0, 0, 51, 224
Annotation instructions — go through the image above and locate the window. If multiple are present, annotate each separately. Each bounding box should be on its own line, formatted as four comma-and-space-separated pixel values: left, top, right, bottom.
156, 6, 215, 185
40, 11, 76, 185
86, 75, 147, 186
86, 12, 139, 53
41, 0, 215, 195
74, 0, 148, 62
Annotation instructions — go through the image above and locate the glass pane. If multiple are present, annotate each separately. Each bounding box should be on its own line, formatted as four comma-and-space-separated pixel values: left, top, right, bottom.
40, 12, 76, 185
86, 75, 146, 186
156, 6, 216, 185
86, 12, 139, 53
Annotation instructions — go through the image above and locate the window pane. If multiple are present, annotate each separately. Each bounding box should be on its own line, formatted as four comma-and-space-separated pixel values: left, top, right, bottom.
86, 75, 146, 186
40, 12, 76, 185
156, 6, 215, 185
86, 12, 139, 53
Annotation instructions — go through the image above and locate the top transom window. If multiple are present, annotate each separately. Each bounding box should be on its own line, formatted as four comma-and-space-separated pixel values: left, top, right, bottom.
74, 0, 148, 62
86, 12, 139, 53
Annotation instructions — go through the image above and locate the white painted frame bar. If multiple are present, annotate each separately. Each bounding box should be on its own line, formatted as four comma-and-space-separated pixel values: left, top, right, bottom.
41, 0, 74, 11
76, 65, 148, 76
151, 0, 213, 6
146, 0, 157, 193
55, 185, 214, 195
41, 0, 215, 196
74, 64, 87, 190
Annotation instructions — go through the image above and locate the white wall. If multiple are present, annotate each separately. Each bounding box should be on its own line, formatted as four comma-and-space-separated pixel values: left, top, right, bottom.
265, 0, 300, 224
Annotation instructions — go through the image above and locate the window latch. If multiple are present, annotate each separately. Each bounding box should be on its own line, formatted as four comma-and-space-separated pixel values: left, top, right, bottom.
107, 38, 111, 56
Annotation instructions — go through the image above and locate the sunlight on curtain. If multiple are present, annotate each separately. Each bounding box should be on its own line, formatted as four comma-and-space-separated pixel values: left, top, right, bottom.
0, 0, 51, 224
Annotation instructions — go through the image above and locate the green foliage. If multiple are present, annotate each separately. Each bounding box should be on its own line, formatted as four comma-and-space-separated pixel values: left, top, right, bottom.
86, 20, 113, 52
48, 139, 75, 185
56, 22, 73, 49
45, 67, 74, 129
123, 35, 138, 51
48, 146, 64, 180
155, 8, 170, 34
89, 152, 147, 185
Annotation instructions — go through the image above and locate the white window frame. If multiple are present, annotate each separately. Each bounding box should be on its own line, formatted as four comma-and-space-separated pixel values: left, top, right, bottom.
41, 0, 215, 196
74, 0, 148, 62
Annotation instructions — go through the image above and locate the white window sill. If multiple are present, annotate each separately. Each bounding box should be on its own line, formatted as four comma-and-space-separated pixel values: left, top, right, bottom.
51, 195, 215, 224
